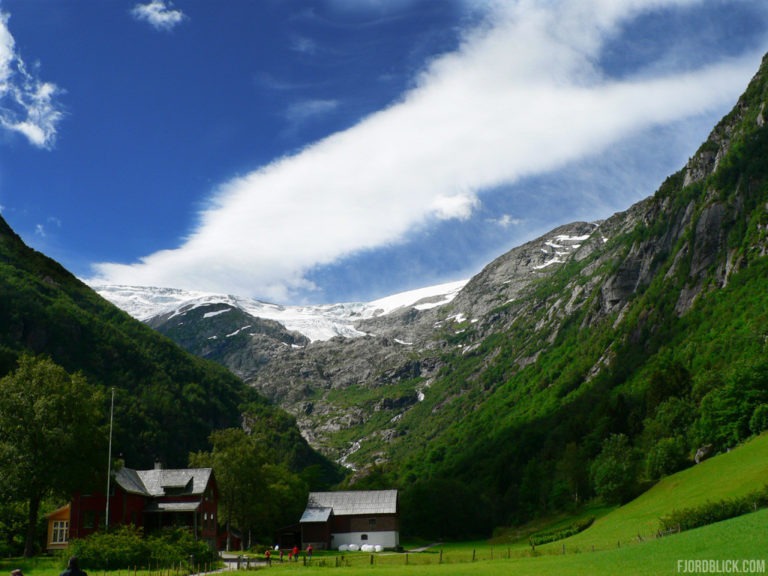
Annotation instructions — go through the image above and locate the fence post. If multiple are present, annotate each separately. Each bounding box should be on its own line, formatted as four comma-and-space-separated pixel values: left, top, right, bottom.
439, 549, 443, 564
472, 549, 476, 562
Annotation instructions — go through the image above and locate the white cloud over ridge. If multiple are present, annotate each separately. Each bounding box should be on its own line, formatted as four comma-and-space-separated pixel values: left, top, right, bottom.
131, 1, 186, 32
0, 11, 63, 149
91, 0, 766, 301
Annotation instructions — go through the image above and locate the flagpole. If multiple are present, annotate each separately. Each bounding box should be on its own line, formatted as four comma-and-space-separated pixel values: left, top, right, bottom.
105, 387, 115, 531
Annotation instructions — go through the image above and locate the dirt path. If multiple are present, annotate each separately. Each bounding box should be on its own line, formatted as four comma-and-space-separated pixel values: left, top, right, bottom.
406, 542, 442, 552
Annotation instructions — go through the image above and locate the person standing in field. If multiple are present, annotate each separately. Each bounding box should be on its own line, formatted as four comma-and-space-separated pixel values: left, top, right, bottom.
60, 557, 87, 576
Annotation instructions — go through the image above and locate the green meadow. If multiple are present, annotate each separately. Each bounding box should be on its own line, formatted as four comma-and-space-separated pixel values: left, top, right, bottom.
537, 431, 768, 553
255, 511, 766, 575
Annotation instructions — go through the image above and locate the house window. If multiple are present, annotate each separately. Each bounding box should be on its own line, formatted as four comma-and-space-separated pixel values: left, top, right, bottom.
368, 518, 377, 529
52, 521, 69, 544
361, 534, 368, 541
83, 511, 98, 530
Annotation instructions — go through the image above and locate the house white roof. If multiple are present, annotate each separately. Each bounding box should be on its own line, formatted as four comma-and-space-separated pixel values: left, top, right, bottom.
114, 467, 212, 497
302, 490, 398, 520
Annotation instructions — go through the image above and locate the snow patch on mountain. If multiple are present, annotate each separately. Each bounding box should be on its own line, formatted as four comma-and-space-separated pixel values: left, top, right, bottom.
92, 279, 468, 342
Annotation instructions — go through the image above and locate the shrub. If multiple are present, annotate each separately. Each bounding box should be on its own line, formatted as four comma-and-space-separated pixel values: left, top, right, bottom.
529, 517, 595, 546
646, 436, 687, 479
749, 404, 768, 435
68, 526, 148, 570
590, 434, 639, 504
147, 528, 217, 567
67, 526, 217, 570
659, 484, 768, 533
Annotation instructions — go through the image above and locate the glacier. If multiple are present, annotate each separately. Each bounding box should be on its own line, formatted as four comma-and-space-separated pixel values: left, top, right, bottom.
92, 279, 468, 342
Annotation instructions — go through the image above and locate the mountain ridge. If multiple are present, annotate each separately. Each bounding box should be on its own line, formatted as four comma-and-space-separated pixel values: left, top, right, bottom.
93, 278, 469, 342
85, 52, 768, 537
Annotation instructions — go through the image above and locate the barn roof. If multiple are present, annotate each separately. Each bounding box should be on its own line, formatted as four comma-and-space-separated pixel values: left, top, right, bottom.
302, 490, 398, 518
300, 506, 333, 523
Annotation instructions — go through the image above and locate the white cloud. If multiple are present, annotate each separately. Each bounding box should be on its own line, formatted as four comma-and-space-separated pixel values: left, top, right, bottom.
131, 1, 186, 32
284, 99, 339, 125
33, 217, 60, 239
0, 11, 63, 149
290, 35, 318, 56
432, 193, 479, 221
491, 215, 522, 229
90, 0, 766, 301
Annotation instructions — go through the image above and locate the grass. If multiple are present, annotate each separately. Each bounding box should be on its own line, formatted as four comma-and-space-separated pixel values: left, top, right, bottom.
490, 503, 613, 550
0, 556, 214, 576
241, 510, 768, 575
537, 431, 768, 553
0, 555, 62, 576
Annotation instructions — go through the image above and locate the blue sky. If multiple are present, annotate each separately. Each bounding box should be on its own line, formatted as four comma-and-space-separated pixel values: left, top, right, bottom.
1, 0, 767, 304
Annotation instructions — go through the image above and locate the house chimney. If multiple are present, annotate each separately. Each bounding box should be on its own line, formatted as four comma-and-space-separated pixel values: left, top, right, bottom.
154, 459, 163, 470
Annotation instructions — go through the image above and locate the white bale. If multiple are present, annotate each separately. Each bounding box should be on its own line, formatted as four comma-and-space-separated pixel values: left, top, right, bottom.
338, 544, 349, 552
348, 544, 359, 551
374, 545, 383, 552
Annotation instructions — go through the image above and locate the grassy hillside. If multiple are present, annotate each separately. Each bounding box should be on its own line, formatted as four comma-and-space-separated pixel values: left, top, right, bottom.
541, 432, 768, 552
0, 215, 245, 467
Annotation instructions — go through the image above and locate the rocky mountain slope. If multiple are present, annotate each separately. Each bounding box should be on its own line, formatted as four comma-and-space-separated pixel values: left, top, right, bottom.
95, 222, 593, 457
98, 53, 768, 537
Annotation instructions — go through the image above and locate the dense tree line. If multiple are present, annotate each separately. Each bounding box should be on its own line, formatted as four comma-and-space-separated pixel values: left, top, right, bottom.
0, 355, 105, 556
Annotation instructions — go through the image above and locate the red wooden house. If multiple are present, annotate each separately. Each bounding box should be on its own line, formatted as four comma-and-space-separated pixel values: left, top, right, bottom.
46, 464, 219, 551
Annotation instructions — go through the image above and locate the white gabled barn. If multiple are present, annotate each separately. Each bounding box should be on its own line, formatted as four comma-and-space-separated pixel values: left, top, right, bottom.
299, 489, 399, 550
